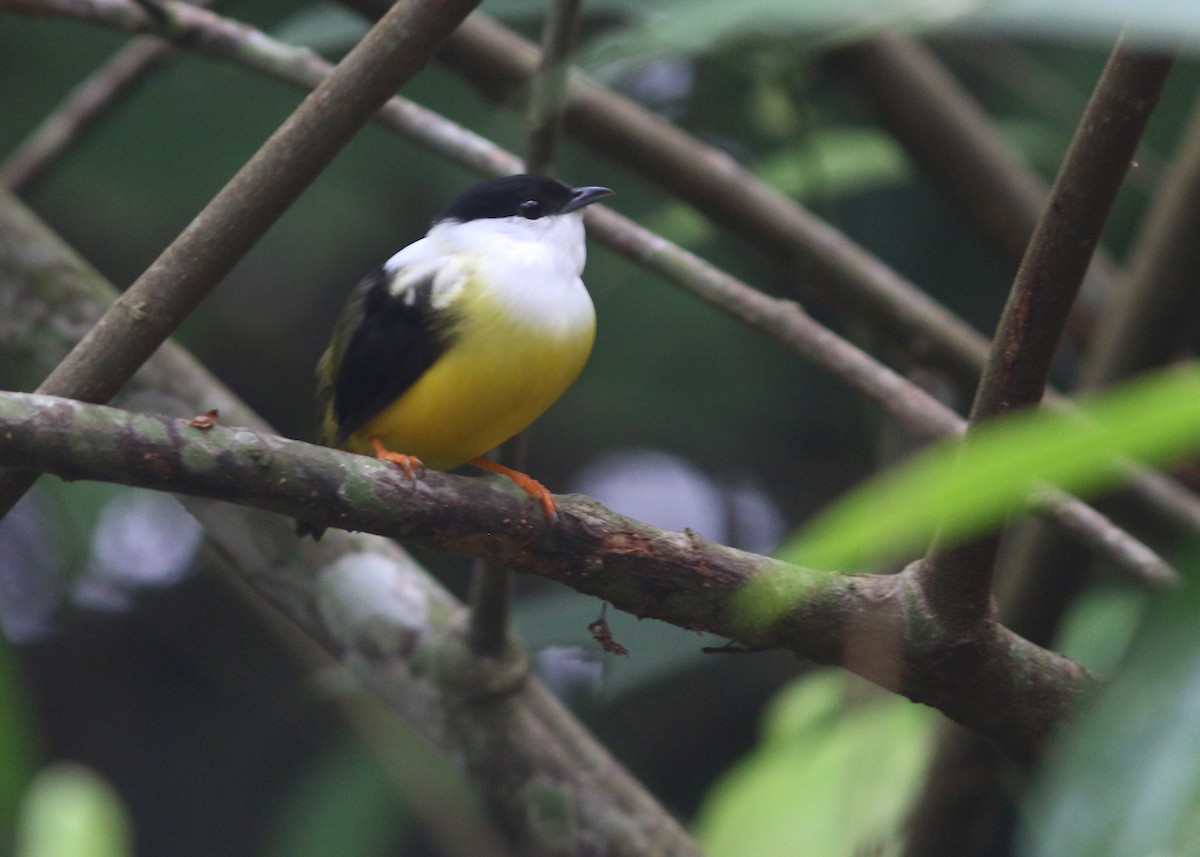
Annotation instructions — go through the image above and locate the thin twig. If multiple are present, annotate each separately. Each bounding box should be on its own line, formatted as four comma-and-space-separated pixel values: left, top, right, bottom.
525, 0, 581, 175
468, 0, 584, 657
0, 0, 485, 522
1, 0, 219, 192
1, 0, 1181, 584
0, 389, 1095, 760
918, 34, 1176, 631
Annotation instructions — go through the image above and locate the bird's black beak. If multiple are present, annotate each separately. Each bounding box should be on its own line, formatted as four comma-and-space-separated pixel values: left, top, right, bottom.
564, 185, 614, 213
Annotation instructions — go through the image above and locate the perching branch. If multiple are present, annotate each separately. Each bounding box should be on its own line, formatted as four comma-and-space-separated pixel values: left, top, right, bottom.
919, 33, 1176, 630
0, 0, 484, 521
0, 0, 1183, 585
0, 389, 1094, 759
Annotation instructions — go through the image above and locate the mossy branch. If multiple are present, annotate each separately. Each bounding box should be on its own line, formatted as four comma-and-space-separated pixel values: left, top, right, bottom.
0, 390, 1092, 758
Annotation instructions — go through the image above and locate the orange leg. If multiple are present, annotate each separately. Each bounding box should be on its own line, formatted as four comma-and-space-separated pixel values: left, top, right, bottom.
371, 436, 423, 480
470, 456, 557, 520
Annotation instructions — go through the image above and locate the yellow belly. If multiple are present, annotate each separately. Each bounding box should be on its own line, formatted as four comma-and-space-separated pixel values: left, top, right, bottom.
348, 315, 594, 470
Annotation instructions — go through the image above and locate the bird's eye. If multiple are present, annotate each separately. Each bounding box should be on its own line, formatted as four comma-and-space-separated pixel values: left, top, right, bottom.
518, 199, 543, 219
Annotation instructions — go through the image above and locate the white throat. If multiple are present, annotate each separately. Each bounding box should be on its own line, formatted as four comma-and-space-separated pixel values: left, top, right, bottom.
429, 212, 588, 278
399, 212, 594, 335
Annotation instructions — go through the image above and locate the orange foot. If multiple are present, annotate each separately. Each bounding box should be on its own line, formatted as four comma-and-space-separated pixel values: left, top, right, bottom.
371, 436, 423, 480
470, 456, 557, 521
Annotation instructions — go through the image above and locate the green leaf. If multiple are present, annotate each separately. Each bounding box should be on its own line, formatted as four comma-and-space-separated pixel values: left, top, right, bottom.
15, 765, 131, 857
1019, 552, 1200, 857
695, 670, 935, 857
780, 365, 1200, 572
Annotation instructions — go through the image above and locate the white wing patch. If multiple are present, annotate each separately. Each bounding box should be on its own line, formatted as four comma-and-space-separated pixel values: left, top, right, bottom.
383, 244, 468, 313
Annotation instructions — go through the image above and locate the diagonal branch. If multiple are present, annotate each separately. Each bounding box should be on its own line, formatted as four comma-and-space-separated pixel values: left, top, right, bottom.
0, 389, 1094, 759
836, 33, 1055, 269
905, 36, 1178, 857
0, 0, 485, 521
918, 33, 1177, 630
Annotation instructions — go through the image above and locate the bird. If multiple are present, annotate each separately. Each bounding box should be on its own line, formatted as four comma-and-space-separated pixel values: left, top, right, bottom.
297, 174, 613, 539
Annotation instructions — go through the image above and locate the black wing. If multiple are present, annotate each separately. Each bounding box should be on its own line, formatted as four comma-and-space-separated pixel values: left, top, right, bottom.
328, 263, 452, 445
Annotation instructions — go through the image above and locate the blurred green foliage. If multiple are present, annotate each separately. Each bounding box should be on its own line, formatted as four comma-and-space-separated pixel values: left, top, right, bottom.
695, 670, 936, 857
14, 764, 131, 857
1021, 548, 1200, 857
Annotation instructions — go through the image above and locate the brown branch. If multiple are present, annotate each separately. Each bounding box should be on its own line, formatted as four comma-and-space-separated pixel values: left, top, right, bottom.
918, 34, 1177, 630
0, 187, 704, 857
0, 0, 484, 521
906, 36, 1178, 856
0, 389, 1094, 759
935, 35, 1168, 194
973, 39, 1173, 419
2, 0, 1183, 583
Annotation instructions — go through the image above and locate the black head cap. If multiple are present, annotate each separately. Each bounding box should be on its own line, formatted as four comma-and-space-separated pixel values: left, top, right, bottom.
435, 174, 613, 224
